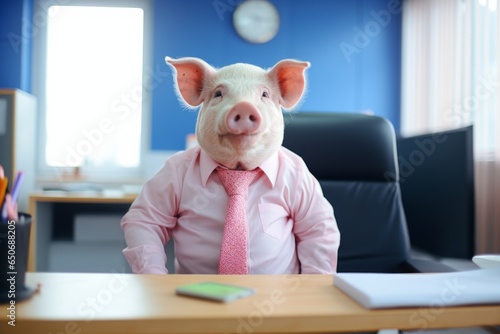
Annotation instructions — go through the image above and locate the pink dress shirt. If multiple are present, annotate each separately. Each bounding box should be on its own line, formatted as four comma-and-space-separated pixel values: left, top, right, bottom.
121, 146, 340, 274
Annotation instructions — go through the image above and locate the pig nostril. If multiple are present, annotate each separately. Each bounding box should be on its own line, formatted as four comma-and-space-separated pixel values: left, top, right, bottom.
234, 115, 241, 122
249, 115, 256, 122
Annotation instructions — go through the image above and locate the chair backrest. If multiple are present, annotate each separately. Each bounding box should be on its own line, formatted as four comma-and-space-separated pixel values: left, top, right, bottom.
282, 112, 411, 273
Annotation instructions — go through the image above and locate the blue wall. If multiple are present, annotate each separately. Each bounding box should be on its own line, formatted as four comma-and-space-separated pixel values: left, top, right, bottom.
152, 0, 402, 150
0, 0, 402, 151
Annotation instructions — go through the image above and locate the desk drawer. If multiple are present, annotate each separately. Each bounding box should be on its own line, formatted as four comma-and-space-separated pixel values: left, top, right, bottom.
48, 241, 131, 273
74, 214, 124, 242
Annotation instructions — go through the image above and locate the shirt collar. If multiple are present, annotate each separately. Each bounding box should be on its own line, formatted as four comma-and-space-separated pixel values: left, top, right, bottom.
199, 149, 279, 188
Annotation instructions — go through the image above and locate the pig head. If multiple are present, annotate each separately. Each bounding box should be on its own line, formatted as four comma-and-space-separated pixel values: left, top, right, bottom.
166, 57, 310, 170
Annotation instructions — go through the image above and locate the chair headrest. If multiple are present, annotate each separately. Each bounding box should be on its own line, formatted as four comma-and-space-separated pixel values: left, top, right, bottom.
282, 112, 399, 182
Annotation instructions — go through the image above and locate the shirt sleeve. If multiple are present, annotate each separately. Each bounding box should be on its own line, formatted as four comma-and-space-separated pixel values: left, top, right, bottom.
121, 157, 182, 274
291, 163, 341, 274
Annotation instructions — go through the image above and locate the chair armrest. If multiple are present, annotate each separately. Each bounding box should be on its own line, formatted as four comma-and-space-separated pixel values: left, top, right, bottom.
405, 258, 458, 273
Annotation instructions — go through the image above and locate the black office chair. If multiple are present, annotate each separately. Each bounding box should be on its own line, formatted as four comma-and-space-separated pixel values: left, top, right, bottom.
283, 112, 453, 273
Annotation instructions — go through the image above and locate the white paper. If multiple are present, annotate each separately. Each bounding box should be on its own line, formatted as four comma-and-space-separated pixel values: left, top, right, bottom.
334, 268, 500, 309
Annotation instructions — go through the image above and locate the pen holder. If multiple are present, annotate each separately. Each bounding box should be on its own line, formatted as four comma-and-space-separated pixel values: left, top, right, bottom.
0, 213, 35, 303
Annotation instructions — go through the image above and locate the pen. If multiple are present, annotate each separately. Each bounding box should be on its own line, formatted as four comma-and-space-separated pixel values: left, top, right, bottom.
10, 171, 25, 205
0, 165, 5, 202
0, 177, 8, 209
2, 171, 23, 221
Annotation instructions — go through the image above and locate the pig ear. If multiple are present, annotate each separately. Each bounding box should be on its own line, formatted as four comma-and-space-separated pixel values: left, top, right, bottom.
268, 60, 310, 109
165, 57, 215, 107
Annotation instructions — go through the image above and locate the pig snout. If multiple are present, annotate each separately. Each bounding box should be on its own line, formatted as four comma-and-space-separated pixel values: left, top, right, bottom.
226, 102, 262, 135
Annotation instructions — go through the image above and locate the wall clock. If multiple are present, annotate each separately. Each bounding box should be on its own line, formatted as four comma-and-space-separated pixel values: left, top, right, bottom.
233, 0, 280, 44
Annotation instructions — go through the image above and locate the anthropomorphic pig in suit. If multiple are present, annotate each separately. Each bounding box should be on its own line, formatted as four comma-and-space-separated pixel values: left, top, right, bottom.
121, 57, 340, 274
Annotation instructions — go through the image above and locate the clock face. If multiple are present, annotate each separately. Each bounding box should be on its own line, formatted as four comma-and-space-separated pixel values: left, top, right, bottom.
233, 0, 280, 44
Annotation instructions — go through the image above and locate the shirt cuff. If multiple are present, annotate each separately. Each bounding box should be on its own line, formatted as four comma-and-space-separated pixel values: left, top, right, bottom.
123, 245, 168, 274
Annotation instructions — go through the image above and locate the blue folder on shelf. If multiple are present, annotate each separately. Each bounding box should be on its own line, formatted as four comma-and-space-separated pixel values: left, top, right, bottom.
334, 268, 500, 309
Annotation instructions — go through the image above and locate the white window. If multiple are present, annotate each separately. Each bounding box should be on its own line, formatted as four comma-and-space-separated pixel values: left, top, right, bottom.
33, 0, 151, 182
400, 0, 499, 158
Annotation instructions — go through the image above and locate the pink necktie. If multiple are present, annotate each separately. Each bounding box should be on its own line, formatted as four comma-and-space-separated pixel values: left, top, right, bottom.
216, 167, 260, 274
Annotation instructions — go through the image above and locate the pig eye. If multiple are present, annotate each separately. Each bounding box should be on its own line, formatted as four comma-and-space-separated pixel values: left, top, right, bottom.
214, 90, 223, 98
262, 91, 269, 98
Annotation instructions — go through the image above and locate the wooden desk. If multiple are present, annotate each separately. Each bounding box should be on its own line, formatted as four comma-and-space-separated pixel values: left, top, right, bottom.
1, 273, 499, 334
28, 192, 136, 271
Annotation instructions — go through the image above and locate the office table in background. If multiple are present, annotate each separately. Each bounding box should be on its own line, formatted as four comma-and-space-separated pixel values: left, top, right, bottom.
1, 273, 499, 333
28, 192, 137, 272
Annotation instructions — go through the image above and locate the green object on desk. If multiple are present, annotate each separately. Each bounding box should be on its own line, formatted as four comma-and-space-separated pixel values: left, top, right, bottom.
176, 281, 255, 302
